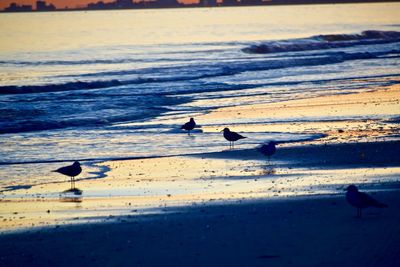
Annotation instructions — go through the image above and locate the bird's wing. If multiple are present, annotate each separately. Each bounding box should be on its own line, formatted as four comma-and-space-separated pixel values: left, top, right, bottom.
54, 165, 70, 173
358, 192, 387, 208
234, 132, 246, 139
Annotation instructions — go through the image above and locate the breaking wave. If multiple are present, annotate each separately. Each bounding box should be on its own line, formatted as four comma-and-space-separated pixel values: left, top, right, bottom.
242, 30, 400, 54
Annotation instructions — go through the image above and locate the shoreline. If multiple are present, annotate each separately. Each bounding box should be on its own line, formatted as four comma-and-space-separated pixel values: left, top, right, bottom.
1, 83, 399, 232
1, 83, 399, 167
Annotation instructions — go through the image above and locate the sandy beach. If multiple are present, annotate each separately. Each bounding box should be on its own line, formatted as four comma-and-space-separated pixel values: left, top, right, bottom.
1, 192, 399, 267
1, 81, 400, 265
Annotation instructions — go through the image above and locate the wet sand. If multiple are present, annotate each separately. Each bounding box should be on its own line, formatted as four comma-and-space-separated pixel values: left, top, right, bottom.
1, 140, 399, 231
1, 84, 399, 266
198, 83, 400, 143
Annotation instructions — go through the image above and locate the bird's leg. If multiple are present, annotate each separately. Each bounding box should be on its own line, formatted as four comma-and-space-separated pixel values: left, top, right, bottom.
70, 176, 73, 189
232, 142, 234, 149
188, 131, 191, 136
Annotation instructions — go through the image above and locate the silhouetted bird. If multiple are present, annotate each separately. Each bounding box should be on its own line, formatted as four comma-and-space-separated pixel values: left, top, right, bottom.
222, 128, 246, 149
345, 184, 388, 218
181, 118, 196, 135
259, 141, 276, 162
53, 161, 82, 189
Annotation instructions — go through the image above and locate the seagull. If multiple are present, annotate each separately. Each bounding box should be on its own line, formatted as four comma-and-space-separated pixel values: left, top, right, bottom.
345, 184, 388, 218
221, 128, 246, 149
258, 141, 276, 163
181, 118, 196, 135
53, 161, 82, 189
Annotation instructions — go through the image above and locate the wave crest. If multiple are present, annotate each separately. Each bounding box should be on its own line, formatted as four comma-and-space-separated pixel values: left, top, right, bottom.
242, 30, 400, 54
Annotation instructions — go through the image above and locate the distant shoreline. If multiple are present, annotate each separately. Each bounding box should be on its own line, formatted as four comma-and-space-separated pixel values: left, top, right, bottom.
1, 0, 400, 14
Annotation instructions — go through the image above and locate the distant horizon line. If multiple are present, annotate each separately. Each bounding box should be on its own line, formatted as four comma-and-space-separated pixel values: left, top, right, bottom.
2, 0, 400, 13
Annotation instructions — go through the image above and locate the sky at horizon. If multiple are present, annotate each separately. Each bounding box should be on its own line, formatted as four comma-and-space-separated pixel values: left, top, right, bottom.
1, 0, 397, 11
0, 0, 199, 10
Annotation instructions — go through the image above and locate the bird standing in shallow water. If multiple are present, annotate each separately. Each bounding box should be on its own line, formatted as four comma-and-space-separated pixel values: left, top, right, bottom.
259, 141, 276, 163
53, 161, 82, 190
345, 184, 388, 218
181, 118, 196, 135
222, 128, 246, 149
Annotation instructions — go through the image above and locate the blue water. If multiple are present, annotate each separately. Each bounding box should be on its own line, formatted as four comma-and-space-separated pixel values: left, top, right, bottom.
0, 4, 400, 188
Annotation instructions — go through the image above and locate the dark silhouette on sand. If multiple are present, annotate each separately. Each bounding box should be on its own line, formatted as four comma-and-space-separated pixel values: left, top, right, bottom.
181, 118, 196, 135
345, 184, 388, 218
53, 161, 82, 191
258, 141, 276, 163
222, 128, 246, 149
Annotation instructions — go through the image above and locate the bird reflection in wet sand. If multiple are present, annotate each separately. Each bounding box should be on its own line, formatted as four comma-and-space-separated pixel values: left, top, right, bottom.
181, 118, 196, 135
222, 128, 246, 149
345, 185, 388, 218
59, 195, 83, 203
53, 161, 83, 195
261, 167, 276, 176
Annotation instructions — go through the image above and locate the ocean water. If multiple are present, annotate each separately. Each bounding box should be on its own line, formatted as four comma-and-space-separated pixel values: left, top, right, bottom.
0, 3, 400, 189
